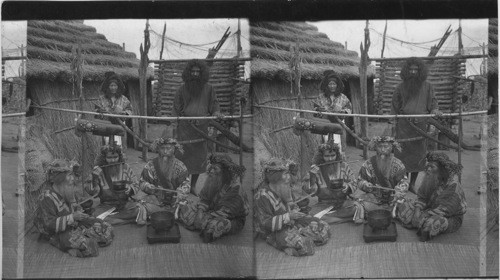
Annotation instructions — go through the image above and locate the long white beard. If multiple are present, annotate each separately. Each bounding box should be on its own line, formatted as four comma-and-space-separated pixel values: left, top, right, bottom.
204, 173, 224, 191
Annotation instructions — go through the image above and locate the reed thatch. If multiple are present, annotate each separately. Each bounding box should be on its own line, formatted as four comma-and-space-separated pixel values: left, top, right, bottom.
250, 21, 375, 81
488, 18, 498, 75
27, 20, 153, 82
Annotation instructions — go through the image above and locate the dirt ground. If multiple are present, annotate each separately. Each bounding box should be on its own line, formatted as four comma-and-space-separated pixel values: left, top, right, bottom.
2, 116, 498, 278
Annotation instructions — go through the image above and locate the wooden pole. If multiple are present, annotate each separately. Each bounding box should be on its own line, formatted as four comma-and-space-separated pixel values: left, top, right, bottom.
159, 22, 166, 60
72, 44, 86, 190
237, 19, 242, 57
359, 20, 370, 159
290, 42, 307, 177
371, 54, 486, 62
139, 20, 151, 161
380, 20, 387, 58
458, 20, 464, 55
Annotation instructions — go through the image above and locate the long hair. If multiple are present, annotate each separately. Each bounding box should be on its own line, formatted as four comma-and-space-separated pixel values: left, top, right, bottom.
400, 57, 428, 82
320, 70, 345, 96
100, 72, 126, 97
182, 59, 210, 84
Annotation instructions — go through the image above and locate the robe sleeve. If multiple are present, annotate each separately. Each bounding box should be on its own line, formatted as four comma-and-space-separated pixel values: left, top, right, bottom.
390, 85, 403, 126
197, 183, 214, 212
122, 96, 133, 116
38, 197, 75, 235
342, 164, 357, 193
427, 181, 467, 217
123, 164, 139, 195
341, 94, 353, 114
254, 193, 291, 233
139, 162, 159, 195
357, 162, 375, 193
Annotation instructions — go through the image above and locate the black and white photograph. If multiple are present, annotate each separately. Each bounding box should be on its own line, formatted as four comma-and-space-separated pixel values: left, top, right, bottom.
251, 19, 498, 278
1, 1, 498, 279
2, 18, 254, 278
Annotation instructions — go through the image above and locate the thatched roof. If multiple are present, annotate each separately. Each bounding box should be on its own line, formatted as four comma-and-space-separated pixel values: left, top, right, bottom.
27, 20, 153, 82
250, 21, 375, 81
488, 18, 497, 74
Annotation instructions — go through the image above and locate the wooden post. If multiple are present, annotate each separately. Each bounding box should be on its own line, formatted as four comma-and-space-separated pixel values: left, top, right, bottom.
159, 23, 166, 60
359, 20, 370, 159
458, 20, 463, 55
290, 42, 306, 177
237, 19, 242, 57
139, 20, 151, 161
72, 44, 86, 189
380, 20, 387, 58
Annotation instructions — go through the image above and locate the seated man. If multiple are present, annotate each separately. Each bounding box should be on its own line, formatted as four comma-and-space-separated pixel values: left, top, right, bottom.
396, 152, 466, 241
87, 144, 142, 225
177, 153, 248, 243
139, 137, 191, 207
355, 136, 409, 216
254, 158, 331, 257
35, 159, 114, 258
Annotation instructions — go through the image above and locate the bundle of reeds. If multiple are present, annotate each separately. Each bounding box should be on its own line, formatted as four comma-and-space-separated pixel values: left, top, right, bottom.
253, 80, 322, 174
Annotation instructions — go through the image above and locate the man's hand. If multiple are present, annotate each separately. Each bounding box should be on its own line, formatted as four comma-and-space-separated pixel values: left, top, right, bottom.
289, 210, 306, 220
310, 164, 320, 174
73, 211, 89, 221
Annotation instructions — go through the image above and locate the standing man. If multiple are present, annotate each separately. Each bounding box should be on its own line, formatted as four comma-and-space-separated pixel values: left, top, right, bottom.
313, 70, 352, 150
172, 60, 223, 195
391, 57, 442, 192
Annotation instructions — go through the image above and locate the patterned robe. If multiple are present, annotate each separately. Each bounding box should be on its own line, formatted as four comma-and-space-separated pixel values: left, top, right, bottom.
88, 163, 139, 221
309, 161, 356, 209
98, 95, 133, 119
313, 93, 352, 148
34, 187, 114, 257
391, 81, 438, 172
397, 176, 467, 238
254, 185, 331, 257
356, 155, 409, 209
172, 84, 220, 174
178, 178, 247, 242
139, 157, 190, 205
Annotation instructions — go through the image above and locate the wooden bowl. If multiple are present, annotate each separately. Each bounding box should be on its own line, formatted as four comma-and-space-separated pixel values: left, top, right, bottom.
366, 209, 392, 231
112, 181, 129, 191
150, 211, 175, 232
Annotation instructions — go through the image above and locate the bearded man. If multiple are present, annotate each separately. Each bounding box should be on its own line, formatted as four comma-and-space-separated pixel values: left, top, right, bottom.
313, 71, 352, 150
177, 153, 248, 243
172, 60, 223, 194
391, 57, 443, 191
396, 152, 466, 241
254, 158, 331, 257
88, 144, 141, 225
139, 137, 191, 206
355, 136, 409, 213
96, 72, 133, 146
35, 159, 114, 258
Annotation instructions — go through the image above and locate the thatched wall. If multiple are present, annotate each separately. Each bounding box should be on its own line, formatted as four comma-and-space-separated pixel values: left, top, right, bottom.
253, 78, 323, 169
153, 60, 247, 117
375, 59, 466, 114
488, 18, 498, 75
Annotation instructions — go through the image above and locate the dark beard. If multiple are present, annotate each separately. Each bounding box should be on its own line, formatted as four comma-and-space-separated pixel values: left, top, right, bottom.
402, 78, 424, 98
204, 173, 225, 192
419, 171, 439, 198
158, 157, 173, 179
185, 79, 204, 97
321, 163, 340, 181
104, 164, 120, 178
375, 154, 392, 175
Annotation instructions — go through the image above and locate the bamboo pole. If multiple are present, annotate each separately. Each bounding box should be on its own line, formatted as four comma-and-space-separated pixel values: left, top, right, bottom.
290, 42, 307, 177
159, 22, 166, 60
253, 104, 486, 118
371, 54, 487, 62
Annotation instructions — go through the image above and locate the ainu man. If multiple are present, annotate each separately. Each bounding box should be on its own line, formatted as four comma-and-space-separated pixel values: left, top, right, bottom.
177, 153, 248, 243
391, 57, 443, 191
35, 159, 114, 258
171, 59, 224, 194
355, 136, 409, 216
396, 152, 467, 241
254, 158, 331, 257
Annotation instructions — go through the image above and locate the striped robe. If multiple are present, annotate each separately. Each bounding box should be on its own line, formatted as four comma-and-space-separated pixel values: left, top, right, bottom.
34, 187, 114, 257
254, 184, 330, 256
89, 163, 139, 205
